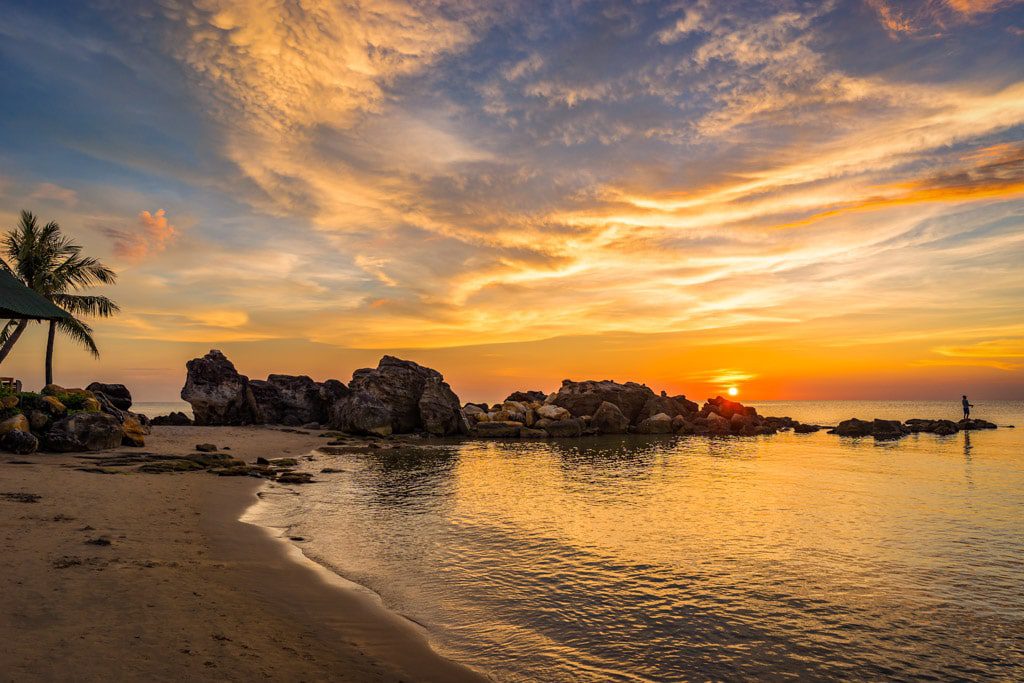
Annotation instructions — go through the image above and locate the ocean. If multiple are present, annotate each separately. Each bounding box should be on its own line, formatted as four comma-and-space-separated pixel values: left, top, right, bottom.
133, 401, 193, 419
249, 400, 1023, 681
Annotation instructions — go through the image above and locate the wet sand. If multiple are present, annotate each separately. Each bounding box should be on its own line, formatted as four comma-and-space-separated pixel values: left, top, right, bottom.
0, 425, 483, 682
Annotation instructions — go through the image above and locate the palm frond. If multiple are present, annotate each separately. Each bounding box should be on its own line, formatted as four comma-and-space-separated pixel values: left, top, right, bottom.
49, 293, 120, 317
54, 316, 99, 358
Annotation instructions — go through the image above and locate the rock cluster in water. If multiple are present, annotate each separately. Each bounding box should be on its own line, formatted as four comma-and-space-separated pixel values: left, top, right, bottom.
829, 417, 997, 440
0, 383, 151, 454
179, 350, 467, 436
466, 380, 810, 438
168, 350, 1002, 443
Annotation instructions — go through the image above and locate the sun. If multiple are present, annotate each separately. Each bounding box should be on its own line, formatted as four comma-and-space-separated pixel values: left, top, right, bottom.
727, 386, 739, 397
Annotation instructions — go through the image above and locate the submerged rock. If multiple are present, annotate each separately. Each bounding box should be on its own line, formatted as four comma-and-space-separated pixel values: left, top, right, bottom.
959, 418, 997, 430
829, 418, 910, 440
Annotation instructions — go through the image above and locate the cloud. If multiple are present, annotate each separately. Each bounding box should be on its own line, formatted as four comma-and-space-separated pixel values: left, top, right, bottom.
104, 209, 177, 261
28, 182, 78, 206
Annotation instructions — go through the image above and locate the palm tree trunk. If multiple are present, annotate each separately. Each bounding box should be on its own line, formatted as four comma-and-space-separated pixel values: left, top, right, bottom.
0, 319, 28, 364
45, 320, 56, 386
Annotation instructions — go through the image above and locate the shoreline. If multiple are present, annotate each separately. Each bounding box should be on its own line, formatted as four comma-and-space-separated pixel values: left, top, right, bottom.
0, 425, 484, 682
227, 474, 486, 683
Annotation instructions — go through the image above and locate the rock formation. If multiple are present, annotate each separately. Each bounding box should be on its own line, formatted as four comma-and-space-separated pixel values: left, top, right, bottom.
329, 356, 468, 436
150, 411, 193, 426
181, 350, 257, 425
549, 379, 658, 423
178, 351, 468, 436
86, 382, 132, 411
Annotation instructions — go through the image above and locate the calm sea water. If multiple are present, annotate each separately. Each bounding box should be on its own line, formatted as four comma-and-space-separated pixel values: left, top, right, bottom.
247, 400, 1024, 681
134, 401, 193, 419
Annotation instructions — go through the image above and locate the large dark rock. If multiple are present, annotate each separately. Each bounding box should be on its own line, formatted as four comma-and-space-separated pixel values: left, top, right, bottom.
0, 429, 38, 454
591, 401, 629, 434
550, 380, 656, 423
419, 379, 471, 436
329, 356, 467, 436
181, 350, 257, 425
250, 374, 325, 426
43, 413, 124, 452
505, 390, 547, 404
86, 382, 132, 411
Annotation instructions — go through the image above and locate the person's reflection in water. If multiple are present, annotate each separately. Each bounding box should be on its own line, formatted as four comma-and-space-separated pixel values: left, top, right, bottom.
963, 430, 972, 457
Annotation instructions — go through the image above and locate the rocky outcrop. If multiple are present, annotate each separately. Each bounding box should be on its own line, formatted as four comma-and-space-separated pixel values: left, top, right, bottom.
180, 350, 352, 429
86, 382, 132, 411
329, 356, 468, 437
43, 413, 124, 452
181, 350, 257, 426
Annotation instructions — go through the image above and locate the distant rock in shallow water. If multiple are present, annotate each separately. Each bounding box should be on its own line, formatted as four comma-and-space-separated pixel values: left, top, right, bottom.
150, 411, 192, 426
958, 418, 997, 430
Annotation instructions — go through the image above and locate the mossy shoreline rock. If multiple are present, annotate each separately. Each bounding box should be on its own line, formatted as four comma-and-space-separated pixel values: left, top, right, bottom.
0, 382, 153, 454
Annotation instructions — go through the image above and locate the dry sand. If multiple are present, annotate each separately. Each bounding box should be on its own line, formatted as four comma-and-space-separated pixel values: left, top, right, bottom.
0, 425, 485, 682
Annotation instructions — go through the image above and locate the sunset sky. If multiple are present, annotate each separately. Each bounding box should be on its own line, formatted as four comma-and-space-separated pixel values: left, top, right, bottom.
1, 0, 1022, 402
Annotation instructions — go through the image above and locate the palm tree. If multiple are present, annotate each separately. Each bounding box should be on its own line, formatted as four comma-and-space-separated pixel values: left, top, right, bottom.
0, 211, 118, 385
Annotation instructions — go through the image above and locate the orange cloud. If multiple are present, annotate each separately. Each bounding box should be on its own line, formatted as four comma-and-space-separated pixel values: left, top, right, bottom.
104, 209, 177, 261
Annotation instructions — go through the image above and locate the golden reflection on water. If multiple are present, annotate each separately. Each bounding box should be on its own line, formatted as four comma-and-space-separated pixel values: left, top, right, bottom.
257, 401, 1024, 681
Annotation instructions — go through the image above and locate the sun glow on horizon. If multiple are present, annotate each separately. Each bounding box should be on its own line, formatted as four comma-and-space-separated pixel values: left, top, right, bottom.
0, 1, 1021, 399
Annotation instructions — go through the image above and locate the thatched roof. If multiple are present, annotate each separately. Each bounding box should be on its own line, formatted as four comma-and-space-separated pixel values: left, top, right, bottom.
0, 270, 72, 320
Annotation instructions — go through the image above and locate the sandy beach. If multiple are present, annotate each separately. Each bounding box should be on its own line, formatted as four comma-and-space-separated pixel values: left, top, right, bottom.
0, 425, 483, 682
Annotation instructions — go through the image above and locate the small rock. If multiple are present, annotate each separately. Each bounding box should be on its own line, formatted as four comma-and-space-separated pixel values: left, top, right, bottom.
195, 443, 218, 453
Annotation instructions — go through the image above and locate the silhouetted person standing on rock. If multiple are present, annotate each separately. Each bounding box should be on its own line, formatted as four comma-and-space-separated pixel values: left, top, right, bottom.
962, 395, 973, 420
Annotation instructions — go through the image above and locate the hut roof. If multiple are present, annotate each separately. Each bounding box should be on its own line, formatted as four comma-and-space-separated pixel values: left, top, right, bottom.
0, 270, 72, 320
